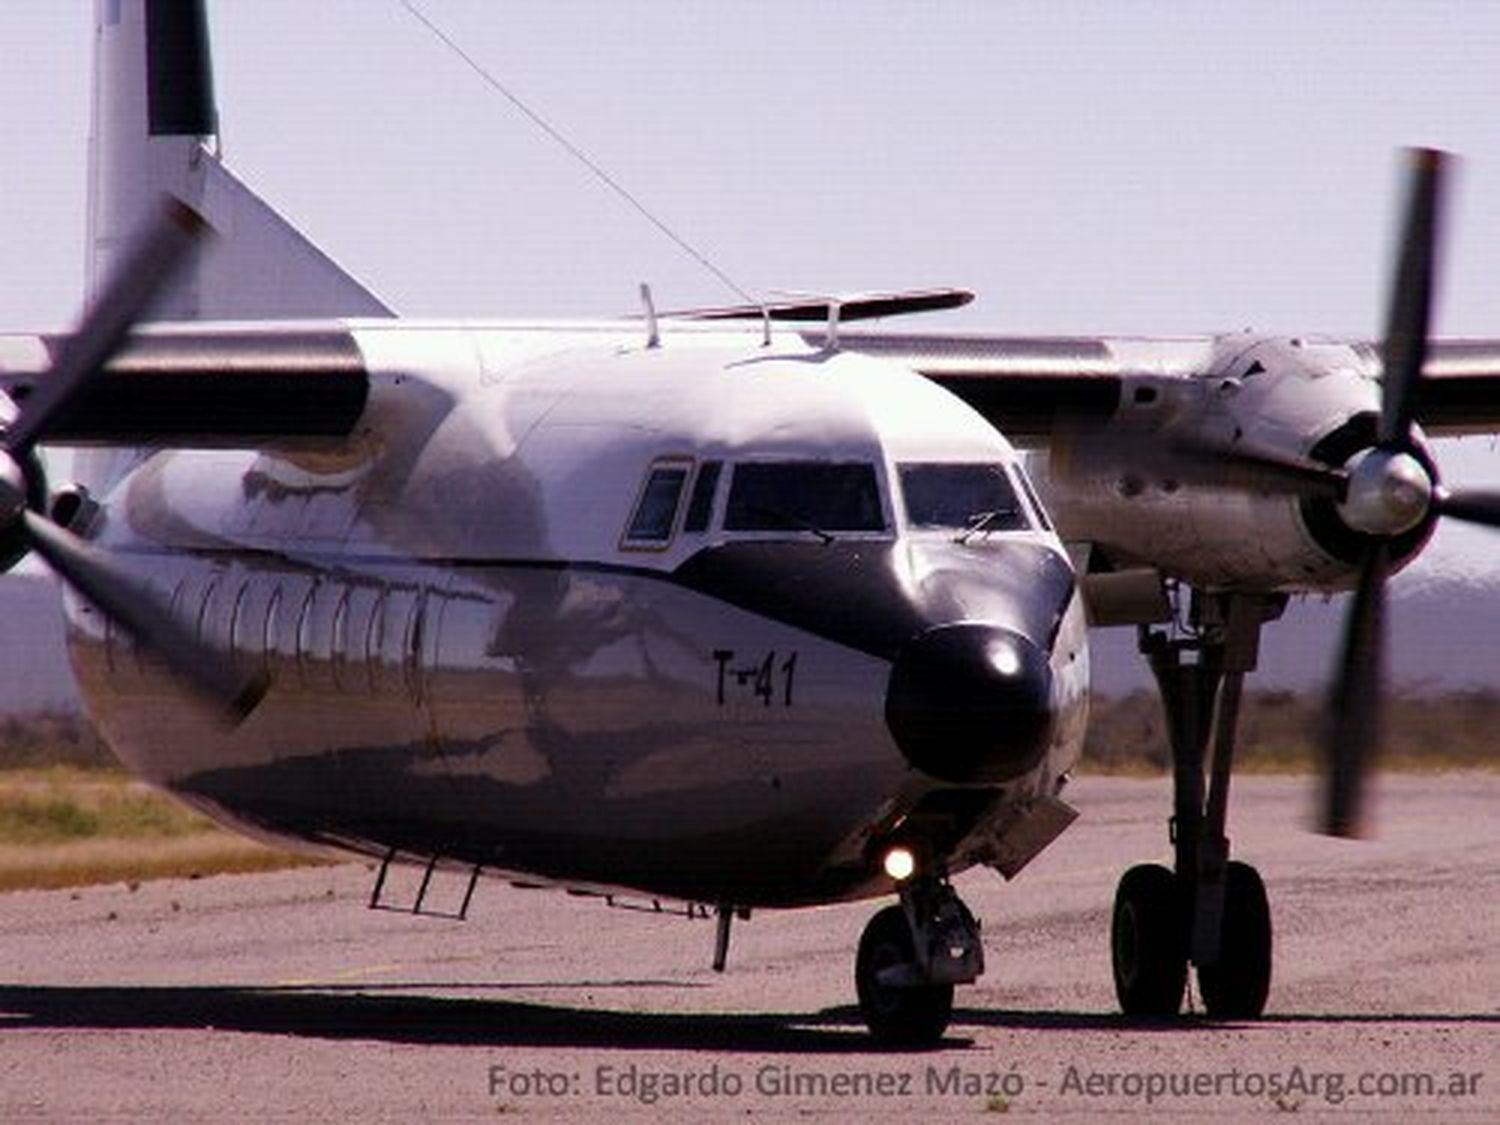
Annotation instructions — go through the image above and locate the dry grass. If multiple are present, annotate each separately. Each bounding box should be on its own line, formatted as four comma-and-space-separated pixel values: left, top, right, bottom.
0, 835, 327, 892
0, 767, 325, 892
0, 767, 206, 843
1082, 690, 1500, 774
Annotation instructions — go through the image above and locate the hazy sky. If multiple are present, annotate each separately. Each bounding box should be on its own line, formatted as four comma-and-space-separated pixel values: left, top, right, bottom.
1, 1, 1498, 569
5, 1, 1500, 333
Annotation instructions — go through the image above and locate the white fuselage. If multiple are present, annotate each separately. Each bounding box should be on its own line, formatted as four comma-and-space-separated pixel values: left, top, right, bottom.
59, 322, 1089, 908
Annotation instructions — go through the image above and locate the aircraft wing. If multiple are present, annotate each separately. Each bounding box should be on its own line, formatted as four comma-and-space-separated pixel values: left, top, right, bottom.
835, 331, 1500, 441
831, 331, 1202, 443
1412, 340, 1500, 434
4, 324, 1499, 449
0, 326, 367, 448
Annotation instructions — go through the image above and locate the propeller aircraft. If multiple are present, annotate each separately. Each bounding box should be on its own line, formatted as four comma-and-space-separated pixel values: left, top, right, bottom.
1, 1, 1496, 1044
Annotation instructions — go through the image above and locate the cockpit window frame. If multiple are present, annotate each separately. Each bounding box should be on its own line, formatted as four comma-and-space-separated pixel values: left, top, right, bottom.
895, 460, 1034, 536
682, 460, 723, 534
1011, 463, 1054, 532
620, 456, 695, 552
721, 459, 892, 540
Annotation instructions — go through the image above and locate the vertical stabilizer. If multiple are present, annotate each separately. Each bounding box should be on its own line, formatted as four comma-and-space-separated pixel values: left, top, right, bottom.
89, 0, 393, 319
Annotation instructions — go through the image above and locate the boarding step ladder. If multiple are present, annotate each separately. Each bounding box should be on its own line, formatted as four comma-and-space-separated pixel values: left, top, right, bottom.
367, 847, 481, 921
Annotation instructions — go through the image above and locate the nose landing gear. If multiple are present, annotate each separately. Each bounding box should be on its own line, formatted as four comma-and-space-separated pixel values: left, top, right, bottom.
855, 873, 983, 1045
1111, 590, 1276, 1019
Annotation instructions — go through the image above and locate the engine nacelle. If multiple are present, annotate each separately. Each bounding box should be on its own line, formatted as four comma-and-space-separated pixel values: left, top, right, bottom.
1027, 335, 1437, 594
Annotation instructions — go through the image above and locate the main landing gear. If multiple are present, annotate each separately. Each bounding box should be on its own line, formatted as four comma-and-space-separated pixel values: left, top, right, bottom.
855, 872, 983, 1045
1112, 590, 1276, 1019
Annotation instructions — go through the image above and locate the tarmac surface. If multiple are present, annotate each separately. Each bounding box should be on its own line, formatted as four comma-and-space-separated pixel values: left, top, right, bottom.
0, 773, 1494, 1121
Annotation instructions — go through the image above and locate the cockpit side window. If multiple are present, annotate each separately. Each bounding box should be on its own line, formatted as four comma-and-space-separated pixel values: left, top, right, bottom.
622, 460, 691, 548
683, 460, 722, 533
898, 462, 1031, 532
724, 462, 886, 534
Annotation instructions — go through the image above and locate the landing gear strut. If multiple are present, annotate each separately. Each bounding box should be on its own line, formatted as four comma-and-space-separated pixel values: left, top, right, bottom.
855, 873, 982, 1045
1111, 589, 1277, 1019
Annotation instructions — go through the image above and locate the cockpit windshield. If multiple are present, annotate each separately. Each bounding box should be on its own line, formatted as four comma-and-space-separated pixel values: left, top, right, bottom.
724, 462, 886, 535
898, 462, 1030, 533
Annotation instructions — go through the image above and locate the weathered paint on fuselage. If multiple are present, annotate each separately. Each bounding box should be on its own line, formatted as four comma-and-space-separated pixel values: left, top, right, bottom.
62, 322, 1088, 907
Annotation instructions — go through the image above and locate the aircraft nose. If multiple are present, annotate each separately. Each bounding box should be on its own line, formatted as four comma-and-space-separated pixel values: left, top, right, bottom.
885, 624, 1055, 784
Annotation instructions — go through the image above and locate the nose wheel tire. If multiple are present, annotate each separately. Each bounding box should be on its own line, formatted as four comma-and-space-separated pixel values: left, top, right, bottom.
855, 904, 954, 1046
1197, 860, 1272, 1018
1111, 863, 1187, 1017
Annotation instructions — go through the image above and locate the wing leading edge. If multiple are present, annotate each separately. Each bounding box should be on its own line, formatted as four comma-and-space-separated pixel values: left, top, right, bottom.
835, 332, 1500, 440
2, 326, 1498, 449
0, 326, 367, 448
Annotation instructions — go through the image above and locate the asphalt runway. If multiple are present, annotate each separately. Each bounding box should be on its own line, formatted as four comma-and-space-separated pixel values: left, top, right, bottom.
0, 773, 1494, 1121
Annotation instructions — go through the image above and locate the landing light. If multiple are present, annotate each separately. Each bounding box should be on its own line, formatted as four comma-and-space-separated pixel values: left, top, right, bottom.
987, 638, 1021, 677
883, 846, 917, 882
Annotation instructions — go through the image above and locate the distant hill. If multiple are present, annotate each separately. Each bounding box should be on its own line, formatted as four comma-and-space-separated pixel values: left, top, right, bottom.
1090, 576, 1500, 694
1, 556, 1497, 715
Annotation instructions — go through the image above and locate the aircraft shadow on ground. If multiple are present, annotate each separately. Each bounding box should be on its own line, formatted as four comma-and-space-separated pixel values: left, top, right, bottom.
950, 1007, 1500, 1031
0, 984, 877, 1053
0, 985, 1489, 1052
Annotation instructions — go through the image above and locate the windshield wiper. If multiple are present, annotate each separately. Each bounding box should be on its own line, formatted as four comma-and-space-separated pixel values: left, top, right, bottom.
748, 504, 835, 544
955, 509, 1016, 544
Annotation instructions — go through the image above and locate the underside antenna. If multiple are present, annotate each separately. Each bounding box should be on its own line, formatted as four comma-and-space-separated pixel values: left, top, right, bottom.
399, 1, 766, 322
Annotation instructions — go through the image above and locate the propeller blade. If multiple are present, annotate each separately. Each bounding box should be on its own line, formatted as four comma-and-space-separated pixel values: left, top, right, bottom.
1432, 487, 1500, 530
5, 199, 208, 459
1321, 542, 1390, 837
1058, 428, 1347, 499
1167, 432, 1348, 500
1378, 148, 1447, 448
22, 511, 266, 724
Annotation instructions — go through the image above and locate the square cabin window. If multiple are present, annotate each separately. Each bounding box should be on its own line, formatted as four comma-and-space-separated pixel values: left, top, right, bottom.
623, 462, 691, 547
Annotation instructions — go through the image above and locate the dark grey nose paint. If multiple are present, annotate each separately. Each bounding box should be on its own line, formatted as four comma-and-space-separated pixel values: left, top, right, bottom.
672, 539, 1074, 661
885, 624, 1054, 784
674, 538, 1072, 784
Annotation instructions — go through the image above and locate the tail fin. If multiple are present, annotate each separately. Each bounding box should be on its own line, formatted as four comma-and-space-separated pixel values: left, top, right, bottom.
89, 0, 393, 319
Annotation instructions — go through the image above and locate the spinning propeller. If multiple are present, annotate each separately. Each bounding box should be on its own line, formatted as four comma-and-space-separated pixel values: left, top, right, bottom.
1066, 150, 1499, 836
0, 200, 266, 723
1318, 149, 1500, 835
1167, 150, 1499, 834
